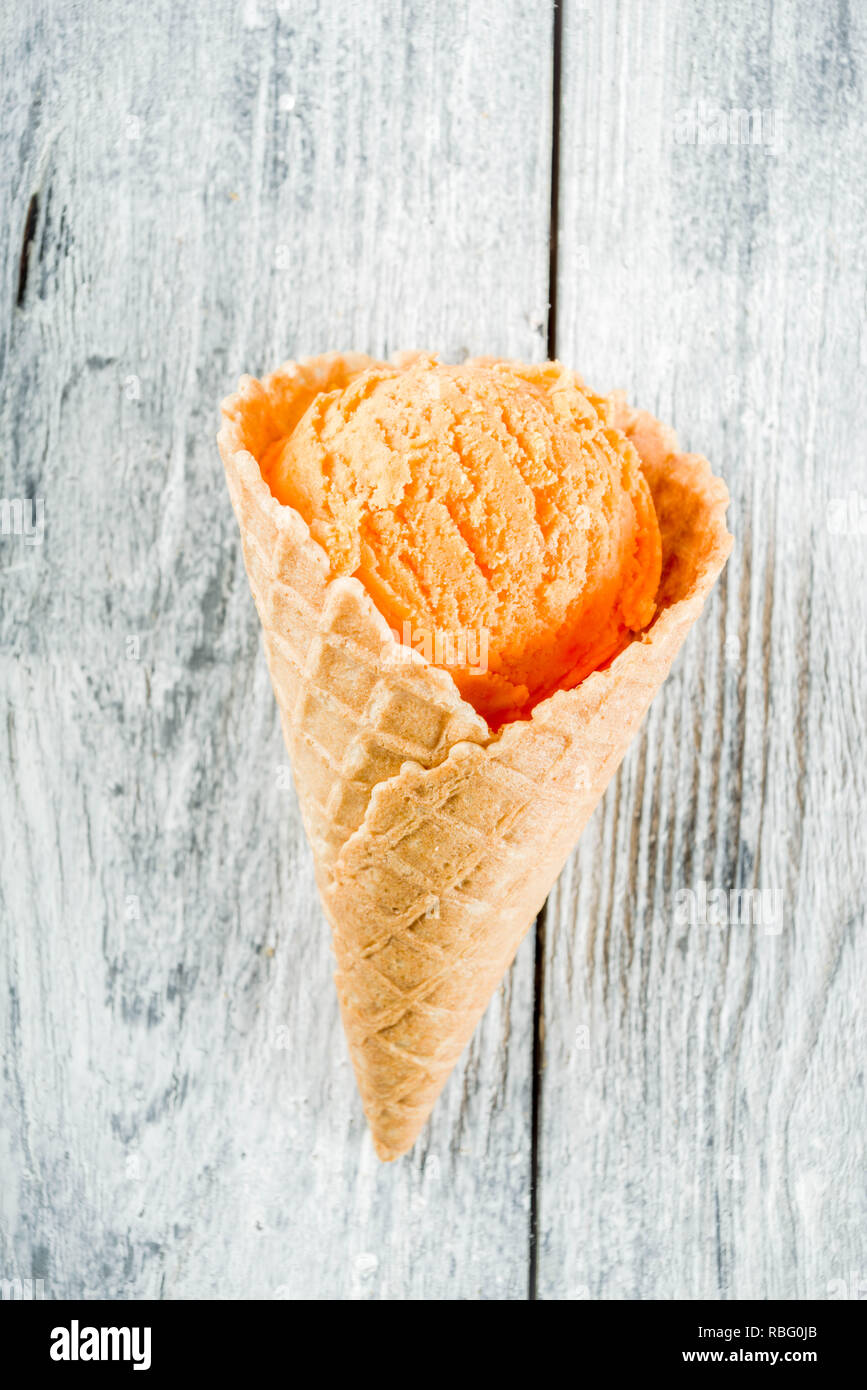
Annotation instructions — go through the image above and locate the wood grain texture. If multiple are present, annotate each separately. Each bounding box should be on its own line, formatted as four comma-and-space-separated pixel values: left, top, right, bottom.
2, 0, 864, 1304
0, 0, 553, 1299
540, 0, 866, 1299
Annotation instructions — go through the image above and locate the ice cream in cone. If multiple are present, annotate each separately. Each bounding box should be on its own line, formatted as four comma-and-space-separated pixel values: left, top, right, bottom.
218, 352, 732, 1160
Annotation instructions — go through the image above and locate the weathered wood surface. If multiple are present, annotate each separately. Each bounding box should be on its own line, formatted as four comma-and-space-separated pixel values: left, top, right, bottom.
1, 0, 864, 1303
541, 0, 866, 1299
1, 0, 552, 1300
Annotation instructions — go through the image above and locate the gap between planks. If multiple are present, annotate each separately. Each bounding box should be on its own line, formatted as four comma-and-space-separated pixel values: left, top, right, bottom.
528, 0, 563, 1302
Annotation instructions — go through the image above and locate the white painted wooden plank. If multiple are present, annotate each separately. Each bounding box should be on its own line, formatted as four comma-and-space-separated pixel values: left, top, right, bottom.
539, 0, 866, 1298
0, 0, 553, 1300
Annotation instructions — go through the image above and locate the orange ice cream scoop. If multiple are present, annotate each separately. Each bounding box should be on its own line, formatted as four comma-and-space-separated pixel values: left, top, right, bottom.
262, 355, 662, 726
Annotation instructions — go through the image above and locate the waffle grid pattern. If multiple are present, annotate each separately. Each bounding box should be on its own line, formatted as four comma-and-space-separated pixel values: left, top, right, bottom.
261, 580, 489, 870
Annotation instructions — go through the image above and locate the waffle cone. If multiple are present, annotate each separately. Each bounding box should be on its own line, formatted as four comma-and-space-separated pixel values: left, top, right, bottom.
218, 355, 733, 1160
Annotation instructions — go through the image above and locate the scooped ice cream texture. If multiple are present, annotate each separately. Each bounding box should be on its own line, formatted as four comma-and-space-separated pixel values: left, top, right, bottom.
262, 355, 662, 725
